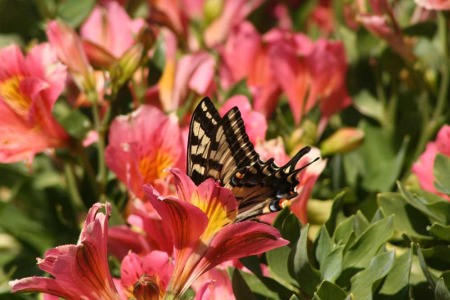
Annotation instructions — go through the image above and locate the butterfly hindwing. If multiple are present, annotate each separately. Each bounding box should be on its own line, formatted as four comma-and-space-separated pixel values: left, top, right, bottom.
187, 97, 315, 221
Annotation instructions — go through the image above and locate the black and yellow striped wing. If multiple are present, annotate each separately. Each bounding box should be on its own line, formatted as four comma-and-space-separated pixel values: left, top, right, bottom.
187, 97, 316, 221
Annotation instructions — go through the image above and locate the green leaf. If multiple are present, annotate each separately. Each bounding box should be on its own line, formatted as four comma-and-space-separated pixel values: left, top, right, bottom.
342, 215, 394, 269
321, 245, 344, 282
313, 281, 348, 300
267, 246, 298, 290
421, 245, 450, 265
350, 251, 395, 300
53, 101, 92, 140
354, 211, 369, 236
324, 192, 346, 236
56, 0, 96, 27
428, 223, 450, 242
378, 192, 431, 239
434, 154, 450, 195
273, 207, 301, 244
333, 215, 355, 245
359, 122, 409, 192
0, 203, 53, 253
416, 244, 437, 290
232, 269, 256, 300
352, 90, 384, 122
379, 248, 413, 296
238, 269, 295, 299
289, 224, 321, 296
399, 184, 450, 224
315, 227, 334, 266
435, 278, 450, 300
240, 256, 262, 277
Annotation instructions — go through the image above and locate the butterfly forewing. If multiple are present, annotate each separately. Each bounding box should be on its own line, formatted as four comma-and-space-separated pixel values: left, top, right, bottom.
187, 97, 314, 221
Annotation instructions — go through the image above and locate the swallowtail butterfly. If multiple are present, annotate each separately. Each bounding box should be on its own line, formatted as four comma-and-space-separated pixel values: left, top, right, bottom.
188, 97, 318, 222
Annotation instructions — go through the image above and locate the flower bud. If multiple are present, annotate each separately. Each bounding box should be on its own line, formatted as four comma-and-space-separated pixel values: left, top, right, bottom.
320, 127, 364, 156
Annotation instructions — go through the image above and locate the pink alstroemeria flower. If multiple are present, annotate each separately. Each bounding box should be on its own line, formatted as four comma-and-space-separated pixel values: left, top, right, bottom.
144, 168, 289, 298
106, 105, 184, 200
415, 0, 450, 10
412, 125, 450, 200
108, 200, 174, 260
81, 2, 145, 59
219, 22, 282, 117
146, 30, 216, 113
120, 251, 173, 299
47, 20, 96, 94
10, 203, 121, 299
0, 43, 68, 163
269, 31, 351, 131
148, 0, 262, 50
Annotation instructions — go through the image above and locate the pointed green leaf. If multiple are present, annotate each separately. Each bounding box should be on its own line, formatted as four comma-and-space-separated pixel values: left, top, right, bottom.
399, 184, 450, 224
321, 245, 344, 282
313, 281, 348, 300
350, 251, 395, 300
343, 215, 394, 269
359, 122, 409, 191
333, 216, 355, 246
416, 244, 437, 290
273, 207, 301, 244
434, 154, 450, 195
289, 224, 321, 296
238, 269, 295, 299
435, 278, 450, 300
379, 248, 413, 296
232, 269, 256, 300
315, 226, 334, 266
354, 211, 369, 236
378, 192, 431, 239
428, 223, 450, 242
325, 192, 346, 235
267, 246, 298, 289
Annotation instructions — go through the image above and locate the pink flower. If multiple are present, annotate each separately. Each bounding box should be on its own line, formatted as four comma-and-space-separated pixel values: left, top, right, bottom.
0, 43, 68, 163
219, 95, 267, 144
203, 0, 263, 47
10, 203, 121, 299
148, 0, 262, 49
108, 200, 174, 260
269, 31, 351, 129
105, 105, 185, 200
415, 0, 450, 10
146, 30, 216, 112
144, 168, 288, 297
119, 251, 173, 299
81, 2, 146, 59
193, 268, 235, 300
219, 22, 281, 117
355, 0, 416, 62
46, 20, 95, 89
290, 147, 326, 223
412, 125, 450, 199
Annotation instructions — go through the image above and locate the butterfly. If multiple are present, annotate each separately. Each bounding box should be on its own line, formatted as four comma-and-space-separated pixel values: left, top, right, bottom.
187, 97, 318, 222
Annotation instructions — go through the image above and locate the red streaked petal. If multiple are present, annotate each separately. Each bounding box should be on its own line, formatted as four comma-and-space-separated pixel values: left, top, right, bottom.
203, 221, 289, 270
144, 184, 208, 250
169, 168, 198, 203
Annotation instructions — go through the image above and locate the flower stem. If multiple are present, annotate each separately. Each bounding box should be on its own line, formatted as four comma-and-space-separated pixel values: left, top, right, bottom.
64, 163, 84, 211
90, 93, 108, 202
